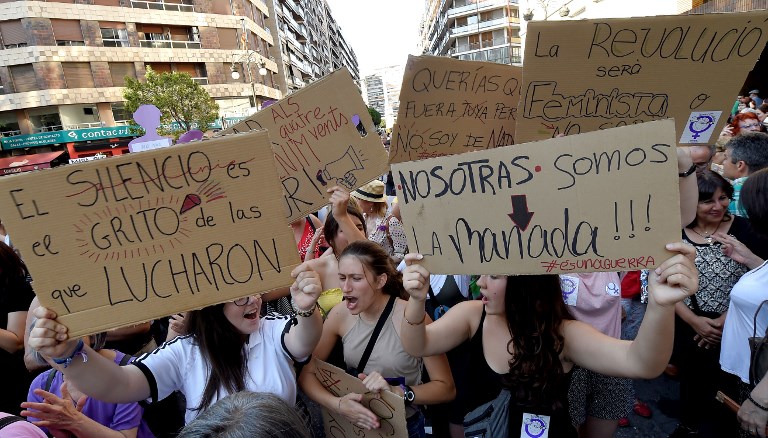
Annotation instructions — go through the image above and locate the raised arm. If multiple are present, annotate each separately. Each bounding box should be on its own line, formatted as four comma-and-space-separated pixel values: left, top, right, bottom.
678, 147, 697, 226
563, 242, 699, 379
27, 307, 151, 404
400, 254, 476, 357
328, 186, 366, 250
283, 264, 323, 359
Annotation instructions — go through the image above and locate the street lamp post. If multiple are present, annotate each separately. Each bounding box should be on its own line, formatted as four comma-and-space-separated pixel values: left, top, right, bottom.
231, 18, 268, 110
231, 51, 268, 109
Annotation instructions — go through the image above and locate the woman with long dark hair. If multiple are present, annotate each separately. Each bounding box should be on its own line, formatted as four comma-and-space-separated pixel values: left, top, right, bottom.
400, 244, 698, 437
0, 241, 35, 414
299, 241, 455, 438
672, 169, 768, 437
26, 266, 324, 425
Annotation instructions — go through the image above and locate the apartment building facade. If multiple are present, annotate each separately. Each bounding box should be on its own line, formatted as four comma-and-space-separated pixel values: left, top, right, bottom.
421, 0, 521, 65
0, 0, 284, 163
363, 73, 384, 120
363, 64, 403, 128
271, 0, 359, 93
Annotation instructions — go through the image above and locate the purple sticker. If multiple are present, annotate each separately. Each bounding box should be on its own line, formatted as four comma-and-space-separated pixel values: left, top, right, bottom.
177, 130, 204, 144
129, 104, 166, 146
351, 114, 360, 126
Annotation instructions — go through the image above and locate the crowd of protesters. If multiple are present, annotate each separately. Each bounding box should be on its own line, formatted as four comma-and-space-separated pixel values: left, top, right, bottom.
1, 102, 768, 438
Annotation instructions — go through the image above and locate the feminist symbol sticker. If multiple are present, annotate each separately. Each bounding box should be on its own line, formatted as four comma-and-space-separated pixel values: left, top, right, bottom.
559, 276, 579, 306
521, 413, 550, 438
680, 111, 722, 144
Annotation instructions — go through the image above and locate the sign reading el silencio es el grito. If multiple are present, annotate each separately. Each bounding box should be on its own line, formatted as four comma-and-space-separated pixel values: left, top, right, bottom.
391, 120, 681, 276
314, 359, 408, 438
217, 68, 389, 223
390, 55, 521, 164
515, 11, 768, 144
0, 130, 301, 337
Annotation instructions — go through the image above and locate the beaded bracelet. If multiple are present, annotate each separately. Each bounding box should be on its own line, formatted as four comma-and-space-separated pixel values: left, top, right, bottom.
292, 300, 318, 317
52, 338, 87, 369
748, 393, 768, 411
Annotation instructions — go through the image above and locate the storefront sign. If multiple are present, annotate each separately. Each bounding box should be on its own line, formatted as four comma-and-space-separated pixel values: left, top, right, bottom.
0, 127, 136, 150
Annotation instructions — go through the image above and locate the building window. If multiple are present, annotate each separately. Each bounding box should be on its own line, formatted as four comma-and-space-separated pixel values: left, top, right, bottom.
109, 62, 137, 86
56, 41, 86, 46
9, 64, 39, 92
101, 28, 129, 47
51, 19, 85, 46
0, 20, 27, 49
111, 103, 131, 122
62, 62, 95, 89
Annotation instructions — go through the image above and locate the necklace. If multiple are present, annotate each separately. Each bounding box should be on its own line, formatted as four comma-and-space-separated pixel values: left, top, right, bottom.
690, 219, 724, 244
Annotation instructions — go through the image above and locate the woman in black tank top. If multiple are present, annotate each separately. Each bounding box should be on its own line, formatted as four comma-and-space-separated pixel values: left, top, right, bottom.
399, 244, 699, 438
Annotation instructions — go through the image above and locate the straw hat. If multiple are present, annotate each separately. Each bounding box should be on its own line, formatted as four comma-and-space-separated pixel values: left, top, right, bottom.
351, 180, 386, 203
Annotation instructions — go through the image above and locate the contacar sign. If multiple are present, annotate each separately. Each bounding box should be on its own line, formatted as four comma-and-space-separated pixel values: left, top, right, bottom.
0, 127, 135, 149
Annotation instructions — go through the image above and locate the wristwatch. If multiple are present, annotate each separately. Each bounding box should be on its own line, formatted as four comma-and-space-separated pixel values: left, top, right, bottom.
400, 384, 415, 406
678, 163, 697, 177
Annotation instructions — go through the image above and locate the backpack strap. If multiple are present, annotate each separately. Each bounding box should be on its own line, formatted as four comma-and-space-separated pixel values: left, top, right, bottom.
44, 369, 58, 393
119, 353, 133, 366
306, 216, 316, 232
0, 415, 25, 430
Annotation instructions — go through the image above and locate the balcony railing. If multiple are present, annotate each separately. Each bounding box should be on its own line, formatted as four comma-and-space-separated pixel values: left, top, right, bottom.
192, 77, 208, 85
454, 36, 508, 53
31, 125, 64, 133
131, 0, 193, 12
447, 0, 517, 18
139, 39, 201, 49
451, 17, 511, 36
64, 122, 104, 130
1, 130, 22, 137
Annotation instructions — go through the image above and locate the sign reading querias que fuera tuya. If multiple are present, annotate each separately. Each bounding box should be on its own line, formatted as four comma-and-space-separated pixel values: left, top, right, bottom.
390, 55, 521, 164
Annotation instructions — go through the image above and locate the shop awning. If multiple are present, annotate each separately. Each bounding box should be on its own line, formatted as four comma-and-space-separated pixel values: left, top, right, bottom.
0, 151, 65, 176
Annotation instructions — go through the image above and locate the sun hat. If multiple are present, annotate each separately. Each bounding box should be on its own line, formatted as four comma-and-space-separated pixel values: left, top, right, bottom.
351, 180, 386, 203
750, 89, 761, 95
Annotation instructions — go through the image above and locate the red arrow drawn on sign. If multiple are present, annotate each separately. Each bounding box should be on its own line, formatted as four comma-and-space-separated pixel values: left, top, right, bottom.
508, 195, 534, 231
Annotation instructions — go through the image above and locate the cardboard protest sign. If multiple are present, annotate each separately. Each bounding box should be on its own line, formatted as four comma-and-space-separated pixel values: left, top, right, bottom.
391, 55, 521, 164
217, 69, 389, 222
314, 359, 407, 438
391, 120, 681, 275
0, 131, 300, 337
516, 11, 768, 144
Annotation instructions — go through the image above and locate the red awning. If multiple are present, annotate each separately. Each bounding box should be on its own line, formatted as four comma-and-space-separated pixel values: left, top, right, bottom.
0, 151, 65, 176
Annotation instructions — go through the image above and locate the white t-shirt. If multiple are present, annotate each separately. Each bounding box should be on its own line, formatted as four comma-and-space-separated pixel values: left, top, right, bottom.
720, 261, 768, 383
133, 313, 301, 424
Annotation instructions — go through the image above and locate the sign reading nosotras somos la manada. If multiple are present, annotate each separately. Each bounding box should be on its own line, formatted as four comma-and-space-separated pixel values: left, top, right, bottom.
392, 120, 681, 276
515, 10, 768, 145
216, 68, 389, 223
0, 131, 300, 337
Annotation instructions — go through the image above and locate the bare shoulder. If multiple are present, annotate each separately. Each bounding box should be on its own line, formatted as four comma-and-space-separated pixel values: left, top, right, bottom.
325, 300, 352, 334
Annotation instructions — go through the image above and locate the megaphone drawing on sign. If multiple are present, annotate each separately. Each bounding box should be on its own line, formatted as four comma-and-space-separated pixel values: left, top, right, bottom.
316, 146, 365, 189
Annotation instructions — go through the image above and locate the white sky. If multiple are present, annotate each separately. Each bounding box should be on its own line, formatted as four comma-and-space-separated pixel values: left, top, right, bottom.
324, 0, 424, 74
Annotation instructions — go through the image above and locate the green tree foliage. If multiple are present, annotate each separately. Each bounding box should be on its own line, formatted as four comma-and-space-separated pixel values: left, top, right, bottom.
368, 106, 382, 127
123, 66, 219, 135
